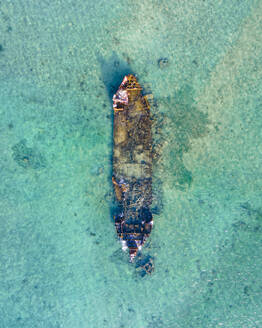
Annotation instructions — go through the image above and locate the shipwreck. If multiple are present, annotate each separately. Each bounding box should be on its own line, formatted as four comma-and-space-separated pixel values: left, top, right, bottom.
112, 74, 153, 261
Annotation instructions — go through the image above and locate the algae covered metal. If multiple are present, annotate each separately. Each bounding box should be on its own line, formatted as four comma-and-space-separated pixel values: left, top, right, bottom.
112, 74, 153, 261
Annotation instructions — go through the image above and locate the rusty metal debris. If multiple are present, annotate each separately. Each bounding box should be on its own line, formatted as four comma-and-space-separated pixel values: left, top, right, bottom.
136, 255, 154, 276
112, 74, 153, 262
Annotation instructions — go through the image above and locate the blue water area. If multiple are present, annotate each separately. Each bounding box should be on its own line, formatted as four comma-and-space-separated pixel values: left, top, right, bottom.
0, 1, 262, 327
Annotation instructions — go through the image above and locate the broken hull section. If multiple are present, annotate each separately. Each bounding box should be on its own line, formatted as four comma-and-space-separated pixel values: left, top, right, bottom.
112, 74, 153, 261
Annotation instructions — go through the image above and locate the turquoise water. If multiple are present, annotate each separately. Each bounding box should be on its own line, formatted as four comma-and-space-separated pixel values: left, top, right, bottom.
1, 0, 262, 327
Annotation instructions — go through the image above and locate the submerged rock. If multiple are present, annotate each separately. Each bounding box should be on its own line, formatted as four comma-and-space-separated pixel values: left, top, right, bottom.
158, 57, 169, 69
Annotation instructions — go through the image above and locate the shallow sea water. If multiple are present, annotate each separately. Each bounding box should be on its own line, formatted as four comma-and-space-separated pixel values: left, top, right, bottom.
1, 1, 262, 327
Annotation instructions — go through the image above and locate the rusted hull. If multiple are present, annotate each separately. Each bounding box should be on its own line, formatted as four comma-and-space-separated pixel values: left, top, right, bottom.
112, 75, 153, 261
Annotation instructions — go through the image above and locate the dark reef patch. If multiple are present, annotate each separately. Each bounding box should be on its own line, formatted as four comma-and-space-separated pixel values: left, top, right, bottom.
12, 139, 47, 169
231, 202, 262, 235
155, 85, 209, 190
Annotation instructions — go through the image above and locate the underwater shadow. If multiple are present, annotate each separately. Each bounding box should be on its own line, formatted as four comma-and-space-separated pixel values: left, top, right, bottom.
97, 51, 135, 101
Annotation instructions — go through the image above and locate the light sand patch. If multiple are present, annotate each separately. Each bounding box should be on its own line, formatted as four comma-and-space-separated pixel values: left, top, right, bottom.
186, 1, 262, 163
